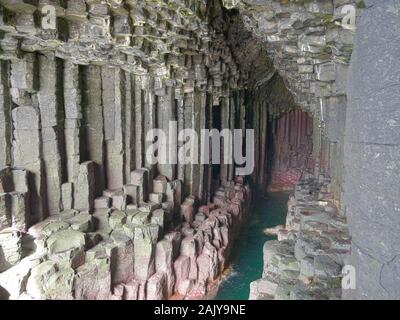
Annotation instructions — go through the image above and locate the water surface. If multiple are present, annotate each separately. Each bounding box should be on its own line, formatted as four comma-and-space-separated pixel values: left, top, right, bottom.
214, 192, 289, 300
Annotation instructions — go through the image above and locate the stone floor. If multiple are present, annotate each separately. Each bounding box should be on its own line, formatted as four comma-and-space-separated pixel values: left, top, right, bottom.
250, 174, 351, 300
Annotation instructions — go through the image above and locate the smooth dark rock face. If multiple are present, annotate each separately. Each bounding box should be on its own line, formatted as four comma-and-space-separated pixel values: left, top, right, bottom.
344, 0, 400, 300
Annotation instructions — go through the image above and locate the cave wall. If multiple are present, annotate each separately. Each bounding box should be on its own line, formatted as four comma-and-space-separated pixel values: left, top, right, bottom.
0, 0, 256, 300
344, 0, 400, 300
0, 0, 248, 227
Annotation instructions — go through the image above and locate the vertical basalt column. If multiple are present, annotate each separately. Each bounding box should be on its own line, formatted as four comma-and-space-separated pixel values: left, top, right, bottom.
258, 101, 268, 193
10, 53, 45, 222
125, 71, 134, 184
197, 89, 207, 202
203, 92, 213, 203
227, 95, 236, 182
325, 95, 347, 201
236, 91, 248, 180
37, 54, 64, 215
143, 75, 156, 191
238, 92, 246, 136
102, 67, 126, 191
176, 87, 185, 183
0, 61, 12, 167
156, 85, 177, 181
82, 65, 105, 196
320, 135, 329, 175
183, 92, 196, 197
134, 74, 144, 169
312, 116, 321, 169
251, 99, 260, 188
63, 61, 82, 210
191, 88, 204, 200
220, 96, 230, 186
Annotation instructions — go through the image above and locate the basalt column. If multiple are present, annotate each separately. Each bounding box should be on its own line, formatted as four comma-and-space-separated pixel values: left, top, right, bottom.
81, 65, 106, 198
268, 109, 314, 192
0, 61, 11, 169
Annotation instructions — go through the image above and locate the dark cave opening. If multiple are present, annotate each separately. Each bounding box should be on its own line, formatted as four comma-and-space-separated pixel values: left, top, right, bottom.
266, 108, 314, 193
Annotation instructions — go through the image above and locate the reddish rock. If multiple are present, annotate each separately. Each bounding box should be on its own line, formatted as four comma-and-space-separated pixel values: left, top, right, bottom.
174, 255, 190, 295
155, 239, 175, 297
153, 176, 168, 194
138, 282, 147, 300
134, 237, 156, 281
123, 280, 147, 300
111, 284, 124, 300
197, 242, 219, 283
123, 281, 139, 300
109, 237, 134, 285
180, 236, 197, 257
193, 232, 205, 254
218, 247, 227, 273
180, 198, 195, 223
164, 231, 182, 260
188, 281, 207, 298
198, 205, 209, 215
176, 279, 194, 296
147, 272, 167, 300
74, 257, 112, 300
220, 226, 229, 247
228, 200, 241, 217
130, 169, 149, 203
188, 256, 198, 281
268, 109, 313, 192
213, 195, 227, 208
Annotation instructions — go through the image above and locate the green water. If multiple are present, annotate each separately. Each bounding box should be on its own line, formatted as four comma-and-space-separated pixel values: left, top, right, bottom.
214, 192, 289, 300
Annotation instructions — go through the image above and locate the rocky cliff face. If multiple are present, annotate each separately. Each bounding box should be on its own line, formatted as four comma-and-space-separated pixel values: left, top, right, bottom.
344, 0, 400, 299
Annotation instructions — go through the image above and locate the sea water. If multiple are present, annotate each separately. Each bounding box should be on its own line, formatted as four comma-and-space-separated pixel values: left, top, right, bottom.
214, 192, 289, 300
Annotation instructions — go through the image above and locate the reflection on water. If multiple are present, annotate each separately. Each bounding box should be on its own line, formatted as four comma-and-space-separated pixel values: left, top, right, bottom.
214, 192, 289, 300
